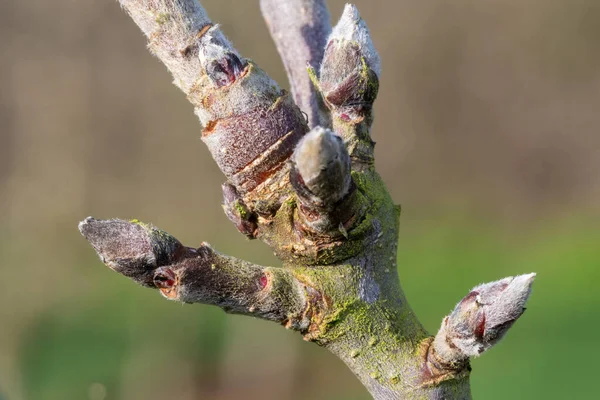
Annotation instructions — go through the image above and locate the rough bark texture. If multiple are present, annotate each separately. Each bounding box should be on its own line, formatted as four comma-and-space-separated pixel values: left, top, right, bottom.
80, 1, 536, 399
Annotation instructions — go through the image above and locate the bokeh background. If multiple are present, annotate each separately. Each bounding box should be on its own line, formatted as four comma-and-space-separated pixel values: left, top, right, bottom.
1, 0, 599, 399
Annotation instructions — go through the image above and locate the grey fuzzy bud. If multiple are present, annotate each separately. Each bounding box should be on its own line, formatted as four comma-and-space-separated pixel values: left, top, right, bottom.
318, 4, 379, 119
435, 273, 536, 359
292, 127, 351, 205
78, 217, 183, 287
328, 4, 380, 76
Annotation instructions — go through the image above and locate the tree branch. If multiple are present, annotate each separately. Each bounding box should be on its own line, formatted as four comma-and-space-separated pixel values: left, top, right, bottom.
79, 217, 307, 323
119, 0, 308, 196
260, 0, 331, 128
80, 2, 537, 399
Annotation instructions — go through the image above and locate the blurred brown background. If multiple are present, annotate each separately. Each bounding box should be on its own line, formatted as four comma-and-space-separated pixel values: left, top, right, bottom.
0, 1, 599, 399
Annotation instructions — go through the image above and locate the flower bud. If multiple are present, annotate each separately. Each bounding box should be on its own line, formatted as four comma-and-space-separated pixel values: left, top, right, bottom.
78, 217, 183, 287
292, 127, 351, 205
318, 4, 380, 121
198, 25, 246, 88
435, 273, 536, 358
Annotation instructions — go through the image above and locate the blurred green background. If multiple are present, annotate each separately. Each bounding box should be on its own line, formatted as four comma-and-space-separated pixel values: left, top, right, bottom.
0, 0, 599, 399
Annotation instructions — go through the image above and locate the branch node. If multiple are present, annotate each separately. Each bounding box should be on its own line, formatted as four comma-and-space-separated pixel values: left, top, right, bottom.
221, 183, 258, 238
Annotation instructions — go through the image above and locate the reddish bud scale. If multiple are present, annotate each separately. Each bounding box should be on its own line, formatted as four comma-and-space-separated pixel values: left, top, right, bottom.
259, 274, 268, 290
319, 43, 379, 122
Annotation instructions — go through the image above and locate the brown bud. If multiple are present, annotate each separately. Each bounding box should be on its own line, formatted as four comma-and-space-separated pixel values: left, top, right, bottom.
204, 52, 245, 87
290, 127, 363, 236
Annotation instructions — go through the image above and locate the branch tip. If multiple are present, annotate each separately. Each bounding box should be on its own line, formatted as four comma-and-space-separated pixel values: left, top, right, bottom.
318, 4, 379, 126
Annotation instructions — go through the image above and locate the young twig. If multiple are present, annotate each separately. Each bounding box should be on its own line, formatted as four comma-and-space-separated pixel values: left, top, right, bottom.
260, 0, 331, 128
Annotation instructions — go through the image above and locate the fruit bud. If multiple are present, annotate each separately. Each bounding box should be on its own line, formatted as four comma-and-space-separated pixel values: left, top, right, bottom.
434, 273, 536, 359
317, 4, 380, 121
292, 126, 351, 205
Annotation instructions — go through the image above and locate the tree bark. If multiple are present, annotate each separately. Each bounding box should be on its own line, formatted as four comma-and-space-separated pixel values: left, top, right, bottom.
80, 1, 535, 398
260, 0, 331, 128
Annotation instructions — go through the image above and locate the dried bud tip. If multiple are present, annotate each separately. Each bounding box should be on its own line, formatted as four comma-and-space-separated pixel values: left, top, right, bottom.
199, 25, 245, 87
328, 4, 380, 76
78, 217, 183, 286
292, 127, 351, 204
438, 273, 536, 358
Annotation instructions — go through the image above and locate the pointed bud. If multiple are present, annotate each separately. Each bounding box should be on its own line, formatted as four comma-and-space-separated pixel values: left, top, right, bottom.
198, 25, 246, 87
292, 127, 351, 205
318, 4, 380, 120
78, 217, 183, 287
327, 4, 380, 77
436, 273, 536, 358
